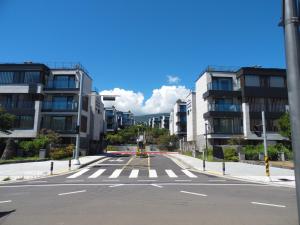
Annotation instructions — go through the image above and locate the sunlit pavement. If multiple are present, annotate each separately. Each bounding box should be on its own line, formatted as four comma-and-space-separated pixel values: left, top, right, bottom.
0, 153, 297, 225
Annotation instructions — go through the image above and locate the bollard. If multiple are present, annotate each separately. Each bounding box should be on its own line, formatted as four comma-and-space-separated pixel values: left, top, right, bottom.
222, 160, 225, 175
50, 162, 54, 175
69, 159, 71, 171
265, 156, 270, 177
203, 159, 206, 171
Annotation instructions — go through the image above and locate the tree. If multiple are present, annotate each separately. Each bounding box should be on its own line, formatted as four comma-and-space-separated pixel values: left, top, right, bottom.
0, 108, 16, 160
278, 112, 291, 140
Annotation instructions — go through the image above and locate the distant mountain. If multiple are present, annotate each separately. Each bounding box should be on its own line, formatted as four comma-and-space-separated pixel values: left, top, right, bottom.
134, 113, 170, 124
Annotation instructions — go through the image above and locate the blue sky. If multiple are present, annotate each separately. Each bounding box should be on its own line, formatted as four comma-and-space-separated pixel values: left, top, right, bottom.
0, 0, 285, 114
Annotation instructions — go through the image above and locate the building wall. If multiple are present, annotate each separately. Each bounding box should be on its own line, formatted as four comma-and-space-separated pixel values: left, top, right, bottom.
186, 92, 197, 142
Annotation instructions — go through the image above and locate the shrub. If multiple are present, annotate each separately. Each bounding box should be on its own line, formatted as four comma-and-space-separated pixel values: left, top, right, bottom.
19, 141, 37, 156
223, 147, 239, 162
244, 145, 262, 160
49, 144, 74, 160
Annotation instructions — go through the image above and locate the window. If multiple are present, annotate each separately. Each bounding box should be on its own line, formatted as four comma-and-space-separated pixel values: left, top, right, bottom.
14, 115, 34, 129
0, 72, 14, 84
213, 118, 233, 134
53, 75, 76, 88
245, 75, 260, 87
211, 77, 233, 90
82, 96, 89, 111
24, 72, 41, 83
270, 76, 285, 88
80, 115, 87, 132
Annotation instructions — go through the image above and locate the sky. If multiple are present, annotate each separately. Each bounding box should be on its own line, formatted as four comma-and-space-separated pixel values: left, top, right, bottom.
0, 0, 286, 115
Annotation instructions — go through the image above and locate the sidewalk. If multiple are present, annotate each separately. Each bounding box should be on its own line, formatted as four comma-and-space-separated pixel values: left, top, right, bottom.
0, 155, 104, 182
168, 153, 295, 188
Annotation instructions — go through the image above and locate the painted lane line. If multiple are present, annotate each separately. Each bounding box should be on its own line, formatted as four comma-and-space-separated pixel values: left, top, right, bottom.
109, 184, 124, 188
175, 180, 192, 182
65, 179, 84, 182
58, 190, 86, 196
67, 169, 89, 179
208, 179, 226, 182
103, 179, 120, 182
180, 191, 207, 197
95, 164, 127, 166
181, 170, 197, 178
165, 169, 178, 178
138, 180, 157, 182
88, 169, 106, 179
109, 169, 123, 178
251, 202, 286, 208
29, 181, 48, 183
0, 200, 12, 204
129, 169, 139, 178
151, 184, 163, 188
149, 169, 157, 178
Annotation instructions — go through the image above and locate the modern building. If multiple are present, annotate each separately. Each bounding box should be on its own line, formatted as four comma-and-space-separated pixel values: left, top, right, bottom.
195, 66, 288, 150
160, 115, 170, 130
148, 117, 161, 128
169, 99, 187, 138
0, 62, 105, 153
105, 107, 118, 132
185, 92, 197, 142
117, 111, 134, 129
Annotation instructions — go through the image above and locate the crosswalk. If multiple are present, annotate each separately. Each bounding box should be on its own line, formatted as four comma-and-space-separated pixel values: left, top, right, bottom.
67, 169, 197, 179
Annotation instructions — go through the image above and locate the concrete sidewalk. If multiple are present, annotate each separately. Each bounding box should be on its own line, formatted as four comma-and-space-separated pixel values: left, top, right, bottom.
0, 155, 104, 182
168, 153, 295, 188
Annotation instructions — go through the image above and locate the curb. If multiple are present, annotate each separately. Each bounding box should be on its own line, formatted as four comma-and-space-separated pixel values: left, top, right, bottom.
167, 154, 295, 188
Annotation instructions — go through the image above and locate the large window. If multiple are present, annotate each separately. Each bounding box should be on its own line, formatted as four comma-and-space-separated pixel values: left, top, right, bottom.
210, 77, 233, 91
14, 115, 34, 129
53, 75, 76, 88
245, 75, 260, 87
80, 115, 87, 132
0, 72, 14, 84
270, 76, 285, 88
24, 72, 40, 83
213, 118, 233, 134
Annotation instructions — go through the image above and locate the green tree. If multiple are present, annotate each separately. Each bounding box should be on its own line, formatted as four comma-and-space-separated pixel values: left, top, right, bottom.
278, 112, 291, 140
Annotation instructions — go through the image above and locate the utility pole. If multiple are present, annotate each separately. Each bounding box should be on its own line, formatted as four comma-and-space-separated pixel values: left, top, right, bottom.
281, 0, 300, 221
73, 71, 84, 165
262, 111, 270, 176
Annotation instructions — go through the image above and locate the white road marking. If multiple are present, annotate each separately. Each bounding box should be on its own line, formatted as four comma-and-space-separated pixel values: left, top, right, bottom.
103, 179, 119, 182
138, 180, 157, 182
165, 169, 178, 178
251, 201, 286, 208
95, 164, 126, 166
88, 169, 106, 178
151, 184, 163, 188
108, 159, 124, 162
175, 180, 192, 182
109, 169, 123, 178
208, 179, 226, 182
149, 169, 157, 178
181, 169, 197, 178
129, 169, 139, 178
0, 200, 12, 204
58, 190, 86, 196
67, 169, 89, 179
109, 184, 124, 188
180, 191, 207, 197
29, 181, 48, 183
65, 179, 84, 183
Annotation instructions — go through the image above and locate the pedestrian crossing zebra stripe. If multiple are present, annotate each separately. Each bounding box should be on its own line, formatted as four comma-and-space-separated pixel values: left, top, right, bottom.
165, 169, 178, 178
129, 169, 139, 178
67, 168, 90, 179
149, 169, 158, 178
181, 169, 197, 178
109, 169, 123, 178
88, 169, 106, 178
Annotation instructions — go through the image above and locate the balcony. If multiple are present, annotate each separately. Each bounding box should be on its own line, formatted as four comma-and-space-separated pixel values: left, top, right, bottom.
203, 82, 241, 99
210, 126, 243, 135
0, 101, 34, 109
204, 103, 242, 119
42, 101, 78, 112
41, 122, 77, 134
44, 80, 78, 91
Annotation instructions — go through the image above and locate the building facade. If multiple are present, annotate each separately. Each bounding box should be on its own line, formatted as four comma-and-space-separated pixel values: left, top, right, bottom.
169, 99, 187, 138
185, 92, 197, 142
0, 63, 105, 152
195, 66, 288, 150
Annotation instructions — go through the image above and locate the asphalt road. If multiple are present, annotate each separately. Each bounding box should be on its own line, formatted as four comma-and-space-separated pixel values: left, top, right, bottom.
0, 153, 297, 225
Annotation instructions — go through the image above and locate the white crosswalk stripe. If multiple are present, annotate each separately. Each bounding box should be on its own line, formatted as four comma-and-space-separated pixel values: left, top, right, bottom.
129, 169, 139, 178
149, 169, 158, 178
88, 169, 106, 178
165, 169, 178, 178
67, 168, 89, 179
109, 169, 123, 178
181, 169, 197, 178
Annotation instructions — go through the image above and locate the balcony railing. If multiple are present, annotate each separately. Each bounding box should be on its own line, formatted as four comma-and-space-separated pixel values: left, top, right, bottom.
45, 80, 77, 89
207, 82, 233, 91
0, 101, 35, 109
41, 123, 77, 134
211, 126, 243, 134
42, 101, 78, 111
249, 104, 288, 113
208, 103, 241, 112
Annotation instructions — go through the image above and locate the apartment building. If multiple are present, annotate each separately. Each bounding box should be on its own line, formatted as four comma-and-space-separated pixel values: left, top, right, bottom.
105, 107, 118, 132
195, 66, 288, 150
169, 99, 187, 138
160, 115, 170, 129
185, 92, 197, 142
0, 63, 105, 152
117, 111, 134, 129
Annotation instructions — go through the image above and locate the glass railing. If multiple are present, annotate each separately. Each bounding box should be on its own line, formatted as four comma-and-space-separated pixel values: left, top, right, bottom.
45, 80, 77, 89
207, 82, 233, 91
42, 123, 77, 133
212, 126, 243, 134
249, 104, 288, 113
208, 103, 241, 112
42, 101, 78, 111
0, 101, 34, 109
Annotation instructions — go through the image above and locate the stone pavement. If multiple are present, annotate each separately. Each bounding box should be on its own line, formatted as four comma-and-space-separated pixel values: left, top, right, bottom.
168, 153, 295, 188
0, 155, 104, 182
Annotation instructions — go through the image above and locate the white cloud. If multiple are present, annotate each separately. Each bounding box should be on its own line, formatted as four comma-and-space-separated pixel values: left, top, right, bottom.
167, 75, 181, 84
100, 86, 190, 116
